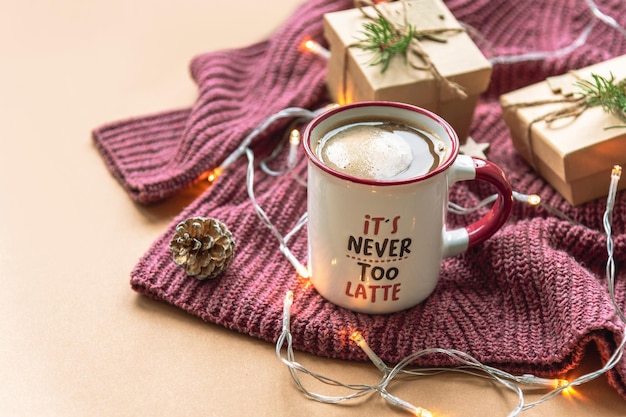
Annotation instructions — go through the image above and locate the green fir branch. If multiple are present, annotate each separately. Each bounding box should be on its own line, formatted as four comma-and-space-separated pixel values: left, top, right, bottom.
574, 72, 626, 127
355, 15, 415, 73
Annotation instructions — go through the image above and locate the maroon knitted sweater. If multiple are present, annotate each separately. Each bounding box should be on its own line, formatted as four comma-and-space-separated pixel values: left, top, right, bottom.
93, 0, 626, 398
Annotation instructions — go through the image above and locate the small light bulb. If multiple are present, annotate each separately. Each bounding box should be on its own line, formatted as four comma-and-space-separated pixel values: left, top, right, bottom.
414, 407, 433, 417
282, 290, 294, 332
286, 129, 301, 170
555, 378, 577, 396
555, 378, 569, 389
207, 167, 223, 183
527, 194, 541, 206
284, 290, 294, 307
612, 165, 622, 180
296, 263, 310, 279
350, 331, 387, 371
607, 165, 622, 209
289, 129, 300, 145
350, 331, 365, 345
301, 38, 330, 59
380, 391, 433, 417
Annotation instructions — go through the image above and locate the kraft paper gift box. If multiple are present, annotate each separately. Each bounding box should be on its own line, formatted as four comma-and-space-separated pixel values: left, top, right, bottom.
323, 0, 492, 142
500, 54, 626, 206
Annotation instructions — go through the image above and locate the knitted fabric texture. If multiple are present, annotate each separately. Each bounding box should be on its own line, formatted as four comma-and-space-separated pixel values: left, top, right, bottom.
93, 0, 626, 398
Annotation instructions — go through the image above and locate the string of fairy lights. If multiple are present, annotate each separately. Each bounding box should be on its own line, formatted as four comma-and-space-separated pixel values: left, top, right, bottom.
277, 166, 624, 417
198, 1, 626, 415
205, 102, 625, 416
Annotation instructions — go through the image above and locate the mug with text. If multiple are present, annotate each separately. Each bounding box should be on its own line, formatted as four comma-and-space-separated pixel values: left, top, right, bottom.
303, 101, 513, 314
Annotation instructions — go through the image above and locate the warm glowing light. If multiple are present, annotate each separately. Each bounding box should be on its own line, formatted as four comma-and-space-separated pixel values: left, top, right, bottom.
555, 379, 570, 389
296, 274, 313, 289
289, 130, 300, 145
350, 331, 365, 345
286, 129, 301, 170
296, 263, 310, 279
207, 167, 223, 183
527, 194, 541, 206
301, 38, 330, 59
289, 129, 300, 145
414, 408, 433, 417
337, 91, 349, 106
612, 165, 622, 179
556, 379, 578, 397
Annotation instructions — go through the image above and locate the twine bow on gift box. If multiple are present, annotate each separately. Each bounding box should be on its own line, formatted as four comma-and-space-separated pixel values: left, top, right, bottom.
502, 72, 626, 171
352, 0, 468, 100
503, 72, 626, 127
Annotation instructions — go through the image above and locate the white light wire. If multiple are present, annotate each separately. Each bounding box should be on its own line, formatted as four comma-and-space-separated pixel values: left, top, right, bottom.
449, 191, 581, 225
245, 147, 309, 276
260, 120, 301, 176
220, 107, 324, 172
585, 0, 626, 39
277, 293, 380, 404
461, 0, 625, 65
607, 167, 626, 324
215, 105, 329, 276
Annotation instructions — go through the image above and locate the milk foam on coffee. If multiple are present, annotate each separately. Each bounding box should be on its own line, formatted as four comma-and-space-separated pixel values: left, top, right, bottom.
317, 121, 446, 180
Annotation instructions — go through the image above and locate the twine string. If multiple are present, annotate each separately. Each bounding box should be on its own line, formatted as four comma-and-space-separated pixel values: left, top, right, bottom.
501, 70, 626, 170
353, 0, 468, 100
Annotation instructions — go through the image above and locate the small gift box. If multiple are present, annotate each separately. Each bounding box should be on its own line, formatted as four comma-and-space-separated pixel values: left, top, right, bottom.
500, 55, 626, 206
323, 0, 492, 142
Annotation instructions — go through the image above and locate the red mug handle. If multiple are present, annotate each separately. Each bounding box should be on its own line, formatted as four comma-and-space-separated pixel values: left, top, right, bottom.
443, 155, 513, 258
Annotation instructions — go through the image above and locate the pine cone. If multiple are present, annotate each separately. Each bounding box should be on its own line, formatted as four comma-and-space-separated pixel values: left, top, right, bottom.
169, 217, 236, 280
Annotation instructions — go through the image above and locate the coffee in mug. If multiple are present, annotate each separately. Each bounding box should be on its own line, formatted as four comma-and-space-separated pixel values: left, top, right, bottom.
316, 120, 447, 181
304, 102, 513, 314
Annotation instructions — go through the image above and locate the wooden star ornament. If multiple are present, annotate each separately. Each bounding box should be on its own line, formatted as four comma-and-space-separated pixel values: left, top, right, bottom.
460, 137, 490, 159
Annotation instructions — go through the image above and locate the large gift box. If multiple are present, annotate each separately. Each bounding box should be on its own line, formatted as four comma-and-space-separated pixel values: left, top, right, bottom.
500, 55, 626, 206
323, 0, 492, 142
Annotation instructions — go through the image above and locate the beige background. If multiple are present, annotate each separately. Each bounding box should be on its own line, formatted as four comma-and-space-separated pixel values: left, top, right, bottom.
1, 1, 626, 416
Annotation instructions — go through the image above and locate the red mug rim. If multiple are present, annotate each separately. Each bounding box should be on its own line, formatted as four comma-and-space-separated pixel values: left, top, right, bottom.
303, 101, 459, 185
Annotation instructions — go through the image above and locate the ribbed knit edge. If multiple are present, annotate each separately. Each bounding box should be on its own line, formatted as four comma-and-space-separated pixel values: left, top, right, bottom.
92, 0, 354, 204
92, 109, 191, 203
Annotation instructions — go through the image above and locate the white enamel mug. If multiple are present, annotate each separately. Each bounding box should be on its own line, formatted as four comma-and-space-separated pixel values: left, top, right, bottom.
303, 101, 513, 314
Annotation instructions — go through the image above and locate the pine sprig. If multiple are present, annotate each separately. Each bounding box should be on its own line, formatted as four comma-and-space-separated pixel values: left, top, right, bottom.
355, 15, 415, 73
575, 73, 626, 124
